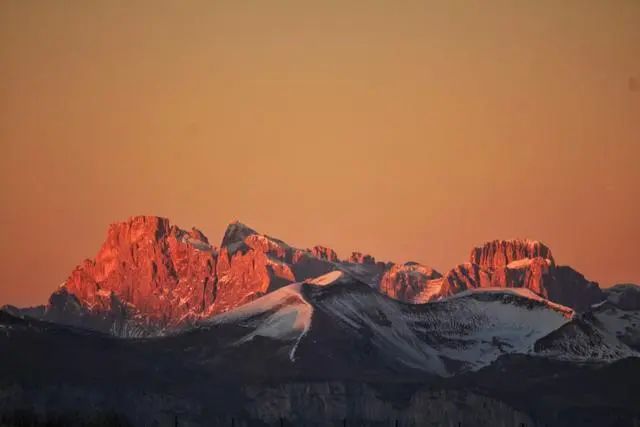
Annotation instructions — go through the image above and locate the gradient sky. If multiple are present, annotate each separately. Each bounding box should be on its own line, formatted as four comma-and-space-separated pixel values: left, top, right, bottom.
1, 1, 639, 306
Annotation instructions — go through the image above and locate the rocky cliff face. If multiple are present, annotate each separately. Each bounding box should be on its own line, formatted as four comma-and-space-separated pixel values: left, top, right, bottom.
63, 216, 218, 323
470, 239, 555, 269
438, 262, 492, 296
34, 217, 349, 334
15, 219, 609, 335
437, 240, 603, 311
43, 216, 219, 334
311, 245, 339, 262
378, 262, 442, 303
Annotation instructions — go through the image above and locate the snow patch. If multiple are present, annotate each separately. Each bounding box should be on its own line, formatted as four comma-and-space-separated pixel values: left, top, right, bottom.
414, 292, 572, 370
314, 288, 448, 376
209, 284, 312, 361
444, 287, 574, 318
305, 271, 343, 286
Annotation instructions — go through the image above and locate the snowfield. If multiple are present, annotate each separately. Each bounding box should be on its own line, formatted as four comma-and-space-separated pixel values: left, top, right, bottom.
208, 284, 313, 361
204, 275, 637, 377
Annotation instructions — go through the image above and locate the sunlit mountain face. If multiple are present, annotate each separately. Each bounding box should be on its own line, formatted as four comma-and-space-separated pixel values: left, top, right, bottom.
2, 216, 639, 426
2, 1, 639, 425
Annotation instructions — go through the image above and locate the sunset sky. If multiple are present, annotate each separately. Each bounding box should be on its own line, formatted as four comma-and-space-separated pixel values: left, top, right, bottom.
1, 0, 639, 306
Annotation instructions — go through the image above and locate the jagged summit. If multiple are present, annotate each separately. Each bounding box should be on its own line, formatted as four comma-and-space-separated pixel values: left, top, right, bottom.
379, 262, 442, 303
346, 251, 376, 264
221, 220, 259, 248
434, 239, 602, 311
9, 215, 608, 336
106, 215, 172, 240
25, 217, 371, 335
310, 245, 339, 262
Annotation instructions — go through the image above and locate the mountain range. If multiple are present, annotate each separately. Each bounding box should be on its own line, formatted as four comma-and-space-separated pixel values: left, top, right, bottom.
1, 215, 639, 426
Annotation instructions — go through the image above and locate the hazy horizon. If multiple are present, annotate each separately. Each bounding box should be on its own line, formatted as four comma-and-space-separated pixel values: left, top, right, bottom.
1, 0, 639, 306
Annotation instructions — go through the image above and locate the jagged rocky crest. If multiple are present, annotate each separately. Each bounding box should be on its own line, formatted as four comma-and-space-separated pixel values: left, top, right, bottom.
436, 239, 604, 311
470, 239, 555, 268
2, 217, 640, 427
4, 216, 624, 336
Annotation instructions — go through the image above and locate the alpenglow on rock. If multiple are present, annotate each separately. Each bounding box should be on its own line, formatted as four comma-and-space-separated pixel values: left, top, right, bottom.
469, 239, 555, 269
6, 219, 608, 336
378, 262, 442, 303
17, 217, 396, 335
437, 239, 604, 311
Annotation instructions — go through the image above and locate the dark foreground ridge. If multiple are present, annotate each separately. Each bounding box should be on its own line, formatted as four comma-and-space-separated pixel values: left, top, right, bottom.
1, 308, 639, 427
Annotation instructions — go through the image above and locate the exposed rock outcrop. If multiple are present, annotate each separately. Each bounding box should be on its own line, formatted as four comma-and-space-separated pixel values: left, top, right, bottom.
438, 240, 603, 311
346, 251, 376, 264
470, 239, 555, 269
438, 262, 493, 297
31, 217, 345, 334
13, 222, 609, 335
310, 245, 339, 262
379, 262, 442, 303
50, 216, 219, 333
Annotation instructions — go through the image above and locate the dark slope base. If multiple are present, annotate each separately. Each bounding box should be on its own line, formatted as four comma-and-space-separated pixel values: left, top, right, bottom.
2, 312, 640, 427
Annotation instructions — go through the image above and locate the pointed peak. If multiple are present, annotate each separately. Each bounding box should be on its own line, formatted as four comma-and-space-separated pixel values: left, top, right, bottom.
221, 220, 259, 248
188, 227, 209, 244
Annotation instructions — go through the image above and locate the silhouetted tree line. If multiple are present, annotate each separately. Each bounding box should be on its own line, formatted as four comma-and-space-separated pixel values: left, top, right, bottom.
0, 409, 131, 427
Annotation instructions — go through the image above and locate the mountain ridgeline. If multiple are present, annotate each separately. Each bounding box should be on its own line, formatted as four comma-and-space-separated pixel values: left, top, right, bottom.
4, 216, 610, 336
2, 215, 639, 426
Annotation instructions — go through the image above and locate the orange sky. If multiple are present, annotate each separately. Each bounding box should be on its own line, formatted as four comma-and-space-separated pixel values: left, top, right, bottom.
1, 1, 639, 306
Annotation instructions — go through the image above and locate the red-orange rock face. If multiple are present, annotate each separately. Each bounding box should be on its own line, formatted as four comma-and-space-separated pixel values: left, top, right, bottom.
438, 263, 493, 297
33, 223, 605, 335
437, 240, 603, 311
470, 239, 555, 269
49, 218, 343, 334
379, 262, 442, 303
311, 246, 339, 262
213, 228, 297, 315
63, 216, 218, 327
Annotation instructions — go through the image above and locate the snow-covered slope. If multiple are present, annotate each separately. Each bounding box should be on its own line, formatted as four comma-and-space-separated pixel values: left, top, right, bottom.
532, 285, 640, 361
208, 284, 312, 361
592, 304, 640, 351
533, 316, 638, 362
575, 284, 640, 354
408, 288, 574, 371
304, 270, 345, 286
303, 279, 448, 376
202, 276, 617, 376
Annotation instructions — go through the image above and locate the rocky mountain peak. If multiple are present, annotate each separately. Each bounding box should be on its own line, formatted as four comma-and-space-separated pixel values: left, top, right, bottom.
347, 251, 376, 264
55, 216, 221, 333
379, 262, 443, 303
15, 217, 609, 335
188, 227, 209, 243
105, 215, 172, 243
469, 239, 555, 270
221, 221, 258, 249
310, 245, 339, 262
